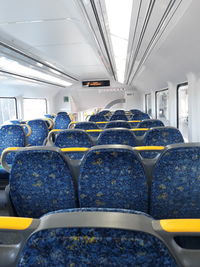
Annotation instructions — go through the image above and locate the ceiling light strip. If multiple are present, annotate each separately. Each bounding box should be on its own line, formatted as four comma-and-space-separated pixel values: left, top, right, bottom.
126, 0, 156, 83
130, 0, 181, 83
0, 41, 78, 81
0, 70, 66, 88
90, 0, 116, 80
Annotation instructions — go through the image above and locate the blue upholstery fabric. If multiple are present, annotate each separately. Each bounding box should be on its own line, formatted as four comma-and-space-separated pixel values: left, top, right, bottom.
97, 129, 137, 146
110, 114, 128, 121
105, 121, 131, 129
151, 145, 200, 219
133, 130, 148, 136
98, 110, 110, 116
113, 110, 126, 115
89, 114, 107, 122
54, 130, 93, 148
10, 149, 76, 218
137, 119, 164, 128
18, 209, 177, 267
54, 130, 93, 159
143, 127, 184, 146
0, 125, 26, 164
79, 147, 148, 211
131, 113, 150, 120
54, 112, 71, 129
27, 119, 49, 146
44, 114, 55, 119
130, 109, 143, 114
9, 120, 22, 125
75, 122, 100, 130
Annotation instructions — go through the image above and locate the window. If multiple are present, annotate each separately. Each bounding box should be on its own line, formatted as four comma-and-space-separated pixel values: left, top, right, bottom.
156, 89, 169, 125
0, 97, 18, 124
23, 98, 47, 120
177, 83, 188, 141
145, 94, 152, 117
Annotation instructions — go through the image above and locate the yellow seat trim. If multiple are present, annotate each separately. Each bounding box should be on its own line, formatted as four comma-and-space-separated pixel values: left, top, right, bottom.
160, 219, 200, 232
128, 120, 141, 123
0, 217, 33, 230
3, 147, 21, 153
131, 128, 149, 131
134, 146, 165, 151
95, 121, 108, 124
50, 129, 63, 132
85, 129, 102, 132
61, 147, 89, 152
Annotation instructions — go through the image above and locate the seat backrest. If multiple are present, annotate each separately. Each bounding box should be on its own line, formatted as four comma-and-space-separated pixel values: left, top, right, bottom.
89, 114, 107, 122
105, 121, 131, 129
54, 130, 93, 148
9, 147, 77, 218
97, 129, 137, 146
130, 109, 143, 114
137, 119, 164, 128
150, 144, 200, 219
17, 209, 177, 267
113, 110, 125, 115
75, 122, 100, 130
27, 119, 49, 146
98, 110, 110, 116
131, 113, 150, 120
79, 145, 147, 212
0, 125, 27, 164
110, 114, 128, 121
143, 127, 184, 146
54, 112, 71, 129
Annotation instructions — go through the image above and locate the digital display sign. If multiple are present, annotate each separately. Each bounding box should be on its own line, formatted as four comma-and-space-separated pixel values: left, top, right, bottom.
82, 80, 110, 87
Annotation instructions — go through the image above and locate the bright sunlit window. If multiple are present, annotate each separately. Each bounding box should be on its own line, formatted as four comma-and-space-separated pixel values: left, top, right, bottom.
0, 97, 17, 124
23, 98, 47, 120
105, 0, 133, 83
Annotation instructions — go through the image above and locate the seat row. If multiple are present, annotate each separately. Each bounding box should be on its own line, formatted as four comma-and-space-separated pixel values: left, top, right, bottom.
47, 127, 184, 159
2, 143, 200, 221
1, 208, 200, 267
71, 118, 164, 129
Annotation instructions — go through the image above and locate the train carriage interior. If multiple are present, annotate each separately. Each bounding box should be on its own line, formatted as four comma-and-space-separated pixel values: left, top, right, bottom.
1, 0, 200, 266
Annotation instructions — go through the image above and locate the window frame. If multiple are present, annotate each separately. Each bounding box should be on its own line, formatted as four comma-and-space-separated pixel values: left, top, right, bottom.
176, 82, 188, 129
0, 96, 18, 120
145, 93, 151, 114
155, 88, 169, 119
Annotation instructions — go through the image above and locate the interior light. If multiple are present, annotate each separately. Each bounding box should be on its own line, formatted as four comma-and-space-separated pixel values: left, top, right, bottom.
0, 57, 72, 87
105, 0, 133, 83
36, 62, 43, 67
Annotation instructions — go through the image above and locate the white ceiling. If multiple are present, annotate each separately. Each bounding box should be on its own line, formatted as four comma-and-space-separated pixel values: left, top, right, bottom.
0, 0, 111, 81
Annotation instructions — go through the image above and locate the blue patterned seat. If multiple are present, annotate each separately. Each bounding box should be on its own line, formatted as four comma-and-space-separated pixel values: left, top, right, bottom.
27, 119, 49, 146
74, 122, 100, 130
79, 146, 148, 211
105, 120, 131, 129
89, 114, 107, 122
9, 148, 77, 218
110, 114, 128, 121
131, 113, 150, 120
98, 110, 110, 116
18, 208, 177, 267
0, 125, 27, 164
143, 127, 184, 146
130, 109, 143, 114
113, 110, 126, 115
54, 130, 94, 159
150, 144, 200, 219
54, 112, 71, 129
44, 114, 55, 119
97, 129, 137, 146
137, 119, 164, 128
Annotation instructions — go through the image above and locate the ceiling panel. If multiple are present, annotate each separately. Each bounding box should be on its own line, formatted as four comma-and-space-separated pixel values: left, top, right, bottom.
0, 20, 86, 46
0, 0, 111, 81
0, 0, 79, 22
